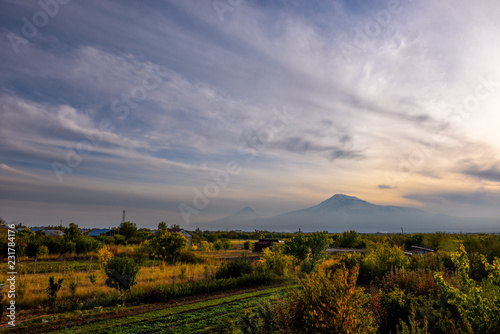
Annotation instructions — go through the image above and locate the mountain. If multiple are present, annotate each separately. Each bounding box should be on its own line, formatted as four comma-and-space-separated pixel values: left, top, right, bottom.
245, 194, 458, 233
203, 206, 259, 229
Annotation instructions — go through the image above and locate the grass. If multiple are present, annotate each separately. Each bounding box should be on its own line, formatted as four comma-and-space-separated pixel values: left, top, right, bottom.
46, 285, 290, 333
4, 261, 223, 314
3, 249, 260, 316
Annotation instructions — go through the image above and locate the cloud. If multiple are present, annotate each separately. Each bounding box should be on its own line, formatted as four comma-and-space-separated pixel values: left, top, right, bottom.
462, 165, 500, 183
1, 0, 500, 227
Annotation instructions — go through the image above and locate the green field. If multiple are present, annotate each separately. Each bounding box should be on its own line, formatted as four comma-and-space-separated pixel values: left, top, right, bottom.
5, 285, 290, 334
53, 286, 287, 334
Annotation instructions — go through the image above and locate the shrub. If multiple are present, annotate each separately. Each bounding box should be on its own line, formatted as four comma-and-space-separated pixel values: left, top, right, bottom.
98, 245, 113, 267
216, 256, 253, 279
259, 247, 293, 277
88, 273, 97, 285
273, 267, 377, 333
379, 268, 440, 298
434, 245, 500, 333
358, 243, 410, 284
243, 240, 252, 250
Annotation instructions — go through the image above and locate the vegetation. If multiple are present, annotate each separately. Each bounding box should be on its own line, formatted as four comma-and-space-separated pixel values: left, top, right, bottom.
2, 227, 500, 333
104, 255, 140, 306
46, 276, 63, 313
146, 229, 188, 263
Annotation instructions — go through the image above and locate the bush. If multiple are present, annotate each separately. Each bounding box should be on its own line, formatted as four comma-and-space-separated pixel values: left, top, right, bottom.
434, 245, 500, 333
273, 267, 377, 333
216, 256, 253, 279
176, 250, 204, 264
358, 243, 410, 284
379, 268, 440, 298
243, 240, 252, 250
259, 248, 293, 277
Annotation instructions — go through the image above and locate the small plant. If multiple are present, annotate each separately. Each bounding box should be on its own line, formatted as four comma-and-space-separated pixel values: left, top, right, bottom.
98, 245, 113, 268
214, 317, 237, 334
243, 240, 252, 250
179, 265, 187, 282
46, 276, 64, 313
88, 273, 97, 285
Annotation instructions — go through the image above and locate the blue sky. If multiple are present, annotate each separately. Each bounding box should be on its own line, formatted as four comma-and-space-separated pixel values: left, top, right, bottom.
1, 0, 500, 230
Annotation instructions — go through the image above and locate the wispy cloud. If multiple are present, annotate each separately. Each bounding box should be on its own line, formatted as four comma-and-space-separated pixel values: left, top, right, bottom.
1, 0, 500, 228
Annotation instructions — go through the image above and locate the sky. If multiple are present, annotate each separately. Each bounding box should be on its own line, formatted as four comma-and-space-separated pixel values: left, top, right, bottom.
1, 0, 500, 231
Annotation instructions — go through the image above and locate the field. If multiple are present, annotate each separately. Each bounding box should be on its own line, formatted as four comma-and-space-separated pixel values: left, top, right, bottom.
0, 245, 255, 320
5, 285, 289, 333
2, 229, 500, 333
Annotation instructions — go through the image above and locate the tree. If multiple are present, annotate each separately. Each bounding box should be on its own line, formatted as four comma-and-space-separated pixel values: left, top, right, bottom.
65, 222, 82, 239
137, 228, 151, 241
220, 238, 231, 252
46, 276, 64, 313
283, 233, 310, 265
104, 255, 140, 306
307, 232, 331, 268
148, 229, 187, 263
118, 221, 137, 241
282, 232, 331, 272
338, 230, 360, 248
169, 224, 181, 229
158, 221, 167, 230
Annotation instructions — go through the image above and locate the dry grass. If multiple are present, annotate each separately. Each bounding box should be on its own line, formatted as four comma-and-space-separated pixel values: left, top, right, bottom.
8, 261, 221, 312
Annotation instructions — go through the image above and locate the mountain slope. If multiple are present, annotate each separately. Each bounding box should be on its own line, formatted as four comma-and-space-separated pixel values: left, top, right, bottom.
251, 194, 457, 232
198, 194, 461, 232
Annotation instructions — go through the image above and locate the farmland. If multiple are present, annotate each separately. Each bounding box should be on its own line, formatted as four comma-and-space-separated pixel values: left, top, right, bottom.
1, 225, 500, 333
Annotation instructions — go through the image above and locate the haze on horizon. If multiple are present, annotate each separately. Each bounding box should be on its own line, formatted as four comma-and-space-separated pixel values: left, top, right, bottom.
1, 1, 500, 231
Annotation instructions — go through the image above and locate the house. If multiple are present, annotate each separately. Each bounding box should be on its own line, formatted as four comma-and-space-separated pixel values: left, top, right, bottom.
405, 245, 434, 256
88, 228, 116, 237
43, 229, 65, 237
254, 239, 283, 252
167, 228, 193, 247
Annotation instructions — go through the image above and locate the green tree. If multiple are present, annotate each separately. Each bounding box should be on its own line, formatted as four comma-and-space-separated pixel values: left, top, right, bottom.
307, 232, 331, 270
338, 230, 360, 248
65, 222, 82, 239
46, 276, 63, 313
283, 232, 331, 272
220, 238, 231, 252
158, 221, 167, 230
104, 255, 140, 306
283, 233, 310, 265
118, 221, 137, 241
148, 230, 187, 263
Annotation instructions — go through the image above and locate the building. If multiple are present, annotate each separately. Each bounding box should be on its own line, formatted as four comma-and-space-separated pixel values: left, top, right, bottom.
88, 228, 116, 237
253, 239, 283, 252
43, 229, 65, 237
167, 228, 193, 247
404, 245, 434, 256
